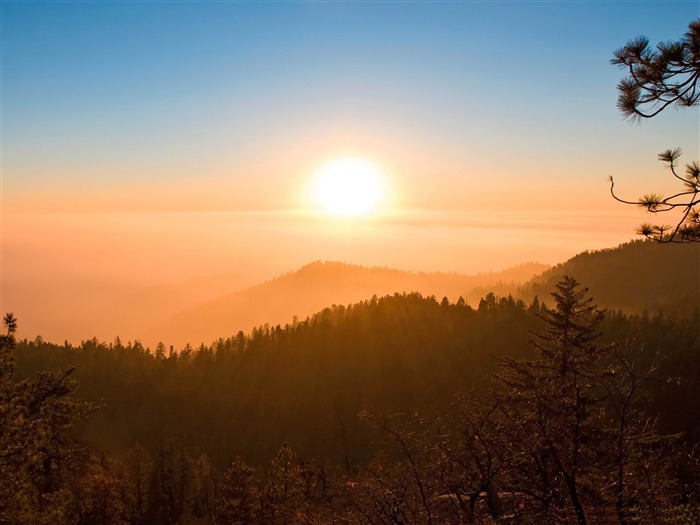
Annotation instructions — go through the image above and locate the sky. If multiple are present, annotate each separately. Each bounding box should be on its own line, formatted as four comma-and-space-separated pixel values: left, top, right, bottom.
1, 1, 699, 341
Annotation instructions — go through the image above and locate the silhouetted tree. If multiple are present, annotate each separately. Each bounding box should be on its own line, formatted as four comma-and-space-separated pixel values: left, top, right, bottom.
260, 443, 307, 525
124, 444, 153, 525
71, 451, 128, 525
610, 148, 699, 242
610, 18, 700, 243
496, 277, 609, 524
435, 395, 507, 522
0, 313, 97, 524
215, 457, 259, 525
599, 342, 665, 522
612, 19, 699, 120
370, 414, 438, 525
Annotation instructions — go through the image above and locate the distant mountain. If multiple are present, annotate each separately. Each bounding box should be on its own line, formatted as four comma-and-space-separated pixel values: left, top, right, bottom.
142, 261, 548, 347
89, 273, 256, 342
455, 240, 699, 317
520, 240, 699, 316
13, 273, 255, 346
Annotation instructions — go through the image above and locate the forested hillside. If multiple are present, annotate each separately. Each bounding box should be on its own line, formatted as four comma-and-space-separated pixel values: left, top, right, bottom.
15, 290, 699, 468
523, 240, 700, 315
5, 276, 700, 523
17, 293, 536, 467
465, 240, 700, 315
6, 283, 700, 524
143, 240, 700, 349
143, 261, 548, 348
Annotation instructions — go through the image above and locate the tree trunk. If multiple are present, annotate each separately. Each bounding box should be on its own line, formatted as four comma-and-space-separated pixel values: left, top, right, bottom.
564, 475, 587, 525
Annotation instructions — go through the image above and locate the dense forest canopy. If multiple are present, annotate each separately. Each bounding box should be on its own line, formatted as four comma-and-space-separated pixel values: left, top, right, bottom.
521, 240, 699, 316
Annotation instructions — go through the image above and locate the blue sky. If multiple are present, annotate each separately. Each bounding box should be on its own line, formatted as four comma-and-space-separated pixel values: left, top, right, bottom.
3, 1, 698, 202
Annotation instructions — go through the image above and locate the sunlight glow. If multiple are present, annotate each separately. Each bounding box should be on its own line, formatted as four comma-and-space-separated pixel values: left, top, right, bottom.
311, 158, 388, 216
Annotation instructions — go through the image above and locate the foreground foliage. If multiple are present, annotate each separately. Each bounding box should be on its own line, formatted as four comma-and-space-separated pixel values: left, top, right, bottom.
610, 18, 700, 243
0, 314, 98, 524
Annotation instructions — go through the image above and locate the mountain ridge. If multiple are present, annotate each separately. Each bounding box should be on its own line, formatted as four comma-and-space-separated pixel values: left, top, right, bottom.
142, 240, 700, 348
142, 260, 549, 347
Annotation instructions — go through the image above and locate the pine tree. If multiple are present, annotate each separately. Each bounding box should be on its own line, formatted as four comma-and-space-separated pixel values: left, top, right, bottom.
0, 314, 97, 524
215, 457, 260, 525
261, 443, 307, 525
609, 18, 700, 243
496, 277, 608, 524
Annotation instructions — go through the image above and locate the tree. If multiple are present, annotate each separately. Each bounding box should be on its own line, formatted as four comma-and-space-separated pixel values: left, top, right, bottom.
612, 19, 699, 120
488, 277, 690, 524
609, 148, 700, 243
600, 342, 681, 524
609, 18, 700, 243
260, 443, 307, 525
215, 457, 260, 525
436, 396, 507, 522
124, 444, 154, 525
0, 313, 97, 524
495, 277, 609, 524
70, 451, 128, 525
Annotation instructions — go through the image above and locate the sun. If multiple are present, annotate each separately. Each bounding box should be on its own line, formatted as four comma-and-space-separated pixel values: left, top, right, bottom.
311, 157, 388, 216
